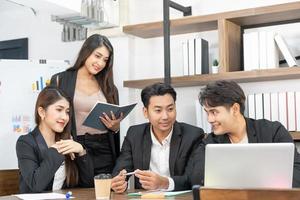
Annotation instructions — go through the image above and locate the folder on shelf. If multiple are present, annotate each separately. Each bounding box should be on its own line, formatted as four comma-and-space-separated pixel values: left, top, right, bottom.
287, 92, 296, 131
274, 34, 297, 67
243, 32, 259, 71
247, 94, 256, 119
266, 31, 279, 69
263, 93, 271, 121
188, 38, 195, 75
259, 31, 268, 69
195, 37, 209, 75
296, 92, 300, 131
255, 93, 263, 120
182, 41, 189, 76
278, 92, 288, 129
270, 92, 279, 122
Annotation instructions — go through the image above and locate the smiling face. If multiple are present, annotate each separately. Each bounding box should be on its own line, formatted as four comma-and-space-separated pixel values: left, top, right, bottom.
84, 45, 110, 75
204, 104, 235, 135
38, 98, 70, 134
143, 94, 176, 136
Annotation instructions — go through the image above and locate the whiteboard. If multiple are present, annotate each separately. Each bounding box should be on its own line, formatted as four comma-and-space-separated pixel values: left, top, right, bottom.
0, 59, 69, 169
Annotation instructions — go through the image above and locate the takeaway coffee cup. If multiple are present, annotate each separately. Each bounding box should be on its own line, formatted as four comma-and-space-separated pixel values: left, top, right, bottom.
94, 174, 112, 199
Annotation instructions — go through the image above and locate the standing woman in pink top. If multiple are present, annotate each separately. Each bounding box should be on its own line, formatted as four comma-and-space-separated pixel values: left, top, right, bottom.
50, 34, 122, 176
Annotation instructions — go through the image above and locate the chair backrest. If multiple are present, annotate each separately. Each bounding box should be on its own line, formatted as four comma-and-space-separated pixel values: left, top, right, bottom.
0, 169, 19, 196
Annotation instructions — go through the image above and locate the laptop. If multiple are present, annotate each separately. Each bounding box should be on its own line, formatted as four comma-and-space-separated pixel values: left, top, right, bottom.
204, 143, 294, 189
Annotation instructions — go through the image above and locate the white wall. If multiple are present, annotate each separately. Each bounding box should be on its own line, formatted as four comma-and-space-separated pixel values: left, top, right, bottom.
0, 6, 83, 62
128, 0, 299, 23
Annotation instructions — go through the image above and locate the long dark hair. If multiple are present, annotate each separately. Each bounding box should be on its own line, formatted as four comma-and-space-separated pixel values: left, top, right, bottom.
68, 34, 118, 104
35, 86, 79, 187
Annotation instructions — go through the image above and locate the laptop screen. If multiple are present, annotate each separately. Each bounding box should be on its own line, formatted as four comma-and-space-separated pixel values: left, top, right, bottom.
204, 143, 294, 189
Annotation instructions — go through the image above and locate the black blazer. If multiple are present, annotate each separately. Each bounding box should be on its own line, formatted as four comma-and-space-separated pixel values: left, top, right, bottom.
193, 117, 300, 187
50, 70, 120, 160
16, 127, 94, 193
112, 121, 205, 191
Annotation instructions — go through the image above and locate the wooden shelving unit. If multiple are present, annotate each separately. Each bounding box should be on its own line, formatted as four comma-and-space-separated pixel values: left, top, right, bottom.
122, 1, 300, 88
124, 67, 300, 89
123, 2, 300, 38
122, 2, 300, 141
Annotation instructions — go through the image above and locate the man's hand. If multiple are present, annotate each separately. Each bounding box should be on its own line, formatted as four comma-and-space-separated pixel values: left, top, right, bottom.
111, 169, 128, 193
134, 169, 169, 190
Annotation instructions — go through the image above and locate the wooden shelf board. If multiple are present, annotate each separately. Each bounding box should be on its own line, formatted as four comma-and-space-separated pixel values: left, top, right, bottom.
291, 132, 300, 141
123, 67, 300, 89
123, 2, 300, 38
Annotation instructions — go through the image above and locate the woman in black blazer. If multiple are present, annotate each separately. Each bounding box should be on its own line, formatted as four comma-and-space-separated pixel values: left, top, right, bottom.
16, 86, 93, 193
50, 34, 121, 176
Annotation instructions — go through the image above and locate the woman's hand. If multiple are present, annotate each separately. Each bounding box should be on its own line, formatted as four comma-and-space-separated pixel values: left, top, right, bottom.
55, 140, 86, 158
100, 111, 123, 133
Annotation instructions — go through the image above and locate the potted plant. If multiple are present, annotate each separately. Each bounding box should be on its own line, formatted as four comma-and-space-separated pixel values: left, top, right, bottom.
212, 59, 219, 74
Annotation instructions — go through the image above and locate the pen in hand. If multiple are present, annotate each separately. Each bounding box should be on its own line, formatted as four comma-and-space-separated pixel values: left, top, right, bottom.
123, 171, 135, 176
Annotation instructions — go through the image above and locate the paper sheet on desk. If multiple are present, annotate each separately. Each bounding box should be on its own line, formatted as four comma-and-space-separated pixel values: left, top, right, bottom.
13, 192, 74, 200
128, 190, 191, 197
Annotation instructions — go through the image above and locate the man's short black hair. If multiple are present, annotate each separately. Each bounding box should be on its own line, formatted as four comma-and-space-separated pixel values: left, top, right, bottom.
141, 82, 177, 108
199, 80, 246, 114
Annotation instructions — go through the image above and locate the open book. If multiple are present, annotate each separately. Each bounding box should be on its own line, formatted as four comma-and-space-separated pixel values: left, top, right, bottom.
83, 101, 137, 130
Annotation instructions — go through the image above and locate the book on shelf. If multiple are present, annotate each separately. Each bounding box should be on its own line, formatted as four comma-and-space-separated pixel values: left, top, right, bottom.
296, 92, 300, 131
274, 34, 297, 67
278, 92, 288, 129
83, 101, 137, 130
259, 31, 268, 69
247, 94, 256, 119
266, 31, 279, 69
182, 36, 209, 76
270, 92, 279, 122
195, 37, 209, 75
244, 31, 279, 71
243, 32, 259, 71
246, 91, 299, 132
255, 93, 263, 120
263, 93, 271, 121
182, 41, 189, 76
188, 38, 195, 75
287, 92, 296, 131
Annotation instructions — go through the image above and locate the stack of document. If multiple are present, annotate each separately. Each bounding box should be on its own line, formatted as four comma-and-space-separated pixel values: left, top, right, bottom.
128, 190, 191, 198
13, 192, 73, 200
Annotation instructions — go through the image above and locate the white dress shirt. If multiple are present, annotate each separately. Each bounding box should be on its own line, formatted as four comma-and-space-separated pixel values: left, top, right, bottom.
230, 134, 249, 144
52, 161, 66, 191
149, 126, 175, 191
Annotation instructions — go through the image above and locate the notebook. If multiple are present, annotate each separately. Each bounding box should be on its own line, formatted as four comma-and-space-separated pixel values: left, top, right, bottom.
204, 143, 294, 189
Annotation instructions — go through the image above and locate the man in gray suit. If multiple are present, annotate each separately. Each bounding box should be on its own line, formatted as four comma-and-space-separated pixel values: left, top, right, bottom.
111, 83, 205, 193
